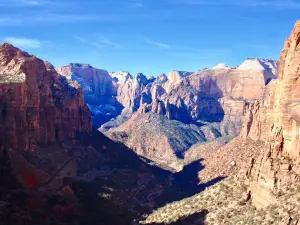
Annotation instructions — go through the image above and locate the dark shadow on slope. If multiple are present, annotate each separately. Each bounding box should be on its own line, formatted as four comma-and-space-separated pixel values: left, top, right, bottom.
0, 129, 225, 225
156, 159, 225, 208
146, 209, 208, 225
68, 130, 225, 225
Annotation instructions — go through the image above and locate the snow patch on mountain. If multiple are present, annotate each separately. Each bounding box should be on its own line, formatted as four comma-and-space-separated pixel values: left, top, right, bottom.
109, 71, 133, 84
213, 63, 230, 70
238, 58, 278, 76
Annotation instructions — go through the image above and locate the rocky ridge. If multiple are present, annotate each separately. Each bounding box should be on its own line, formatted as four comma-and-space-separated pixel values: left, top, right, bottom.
0, 44, 91, 151
238, 19, 300, 208
105, 58, 278, 168
57, 64, 122, 127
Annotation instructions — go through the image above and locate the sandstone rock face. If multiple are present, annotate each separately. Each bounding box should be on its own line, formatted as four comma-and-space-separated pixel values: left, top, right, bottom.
240, 20, 300, 208
213, 63, 230, 70
109, 71, 133, 84
237, 58, 278, 79
57, 64, 122, 127
116, 73, 153, 110
98, 61, 278, 136
241, 20, 300, 155
138, 65, 278, 136
105, 61, 278, 169
165, 70, 192, 92
0, 44, 91, 151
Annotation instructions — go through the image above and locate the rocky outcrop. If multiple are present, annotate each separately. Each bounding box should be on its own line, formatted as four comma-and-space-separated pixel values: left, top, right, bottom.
237, 58, 278, 80
117, 73, 153, 111
0, 44, 91, 151
106, 111, 230, 170
57, 64, 122, 127
109, 71, 133, 84
99, 62, 278, 136
213, 63, 230, 70
105, 61, 278, 169
240, 20, 300, 208
138, 63, 278, 136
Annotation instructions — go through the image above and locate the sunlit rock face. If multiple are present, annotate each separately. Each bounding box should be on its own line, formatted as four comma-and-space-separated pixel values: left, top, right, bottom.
106, 61, 279, 169
239, 20, 300, 208
0, 43, 92, 151
241, 20, 300, 157
109, 71, 133, 84
138, 63, 278, 136
57, 64, 123, 127
116, 73, 154, 111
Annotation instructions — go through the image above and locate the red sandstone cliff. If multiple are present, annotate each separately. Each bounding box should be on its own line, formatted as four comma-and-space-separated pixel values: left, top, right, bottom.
0, 43, 92, 151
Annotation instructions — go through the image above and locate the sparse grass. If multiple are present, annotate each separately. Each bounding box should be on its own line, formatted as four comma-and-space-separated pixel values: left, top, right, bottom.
140, 170, 300, 225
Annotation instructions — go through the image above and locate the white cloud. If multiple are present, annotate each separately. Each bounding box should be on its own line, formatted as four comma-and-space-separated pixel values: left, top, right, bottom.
4, 37, 41, 48
145, 39, 171, 49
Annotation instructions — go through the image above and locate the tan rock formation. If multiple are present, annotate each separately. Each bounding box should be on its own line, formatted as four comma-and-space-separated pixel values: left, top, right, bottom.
240, 20, 300, 208
57, 63, 117, 97
0, 43, 91, 151
117, 73, 152, 110
57, 64, 122, 127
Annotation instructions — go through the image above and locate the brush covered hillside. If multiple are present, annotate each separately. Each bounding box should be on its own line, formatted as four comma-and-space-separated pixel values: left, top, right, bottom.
0, 44, 224, 225
139, 19, 300, 225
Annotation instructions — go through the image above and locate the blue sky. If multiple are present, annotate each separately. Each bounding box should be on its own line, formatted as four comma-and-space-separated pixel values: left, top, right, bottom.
0, 0, 299, 76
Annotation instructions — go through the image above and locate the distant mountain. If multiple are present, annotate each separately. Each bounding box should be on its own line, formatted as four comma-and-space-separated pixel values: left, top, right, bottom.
109, 71, 133, 84
57, 64, 123, 128
212, 63, 230, 70
103, 60, 278, 169
56, 59, 279, 171
238, 58, 278, 77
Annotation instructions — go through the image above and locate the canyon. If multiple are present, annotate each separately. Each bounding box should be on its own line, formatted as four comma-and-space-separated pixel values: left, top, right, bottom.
0, 44, 199, 225
142, 19, 300, 225
57, 58, 278, 170
0, 16, 299, 225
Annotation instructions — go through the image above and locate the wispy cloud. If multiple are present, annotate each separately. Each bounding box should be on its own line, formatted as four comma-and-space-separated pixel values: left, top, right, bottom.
74, 35, 88, 43
4, 37, 41, 48
74, 35, 121, 49
131, 0, 144, 8
93, 36, 120, 49
0, 13, 119, 26
32, 13, 106, 23
173, 0, 300, 8
0, 0, 42, 7
0, 0, 70, 7
20, 0, 41, 5
145, 39, 171, 49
